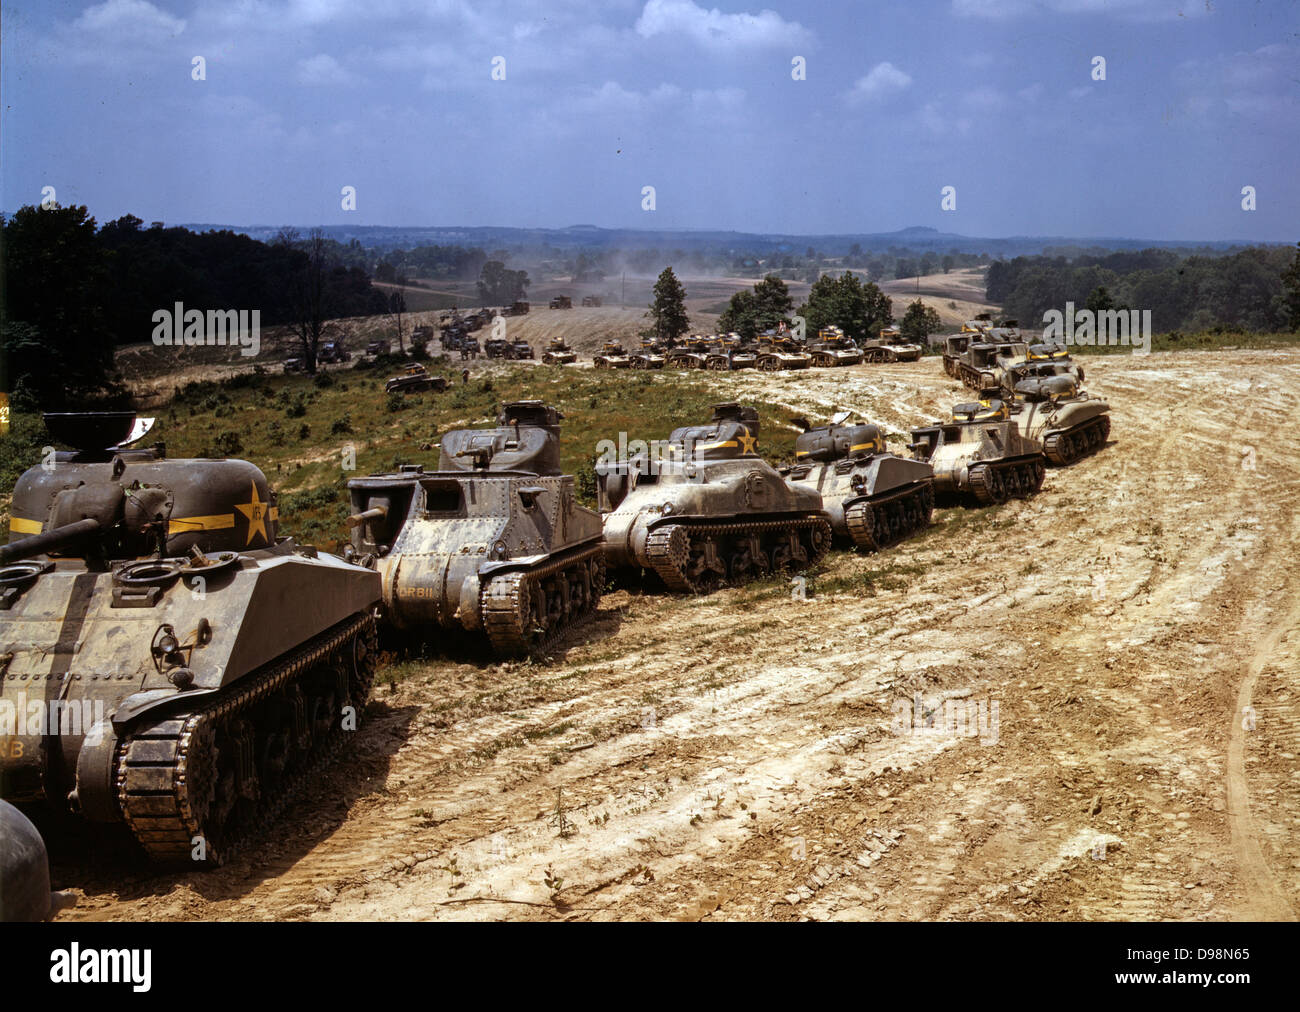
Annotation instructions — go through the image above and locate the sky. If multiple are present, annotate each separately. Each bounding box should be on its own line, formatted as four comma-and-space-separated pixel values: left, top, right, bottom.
2, 0, 1297, 240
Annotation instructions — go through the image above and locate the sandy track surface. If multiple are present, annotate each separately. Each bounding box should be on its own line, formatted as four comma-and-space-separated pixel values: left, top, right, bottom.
57, 350, 1300, 921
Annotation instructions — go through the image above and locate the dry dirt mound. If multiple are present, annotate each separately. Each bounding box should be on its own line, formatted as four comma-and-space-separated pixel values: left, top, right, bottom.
56, 348, 1300, 922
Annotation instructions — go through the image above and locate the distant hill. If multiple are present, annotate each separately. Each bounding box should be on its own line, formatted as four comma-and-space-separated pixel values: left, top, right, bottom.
174, 223, 1284, 259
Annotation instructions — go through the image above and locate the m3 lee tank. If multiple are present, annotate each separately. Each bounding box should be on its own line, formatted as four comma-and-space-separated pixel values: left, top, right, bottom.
783, 412, 934, 550
1008, 375, 1111, 466
0, 413, 379, 866
596, 403, 831, 592
345, 401, 605, 656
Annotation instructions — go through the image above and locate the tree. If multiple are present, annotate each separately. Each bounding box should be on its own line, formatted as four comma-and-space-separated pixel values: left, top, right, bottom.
477, 260, 529, 305
717, 290, 759, 338
1085, 285, 1115, 315
895, 258, 918, 280
941, 254, 955, 274
647, 266, 690, 343
276, 226, 331, 374
797, 272, 893, 344
899, 299, 944, 343
1282, 241, 1300, 332
1, 204, 123, 409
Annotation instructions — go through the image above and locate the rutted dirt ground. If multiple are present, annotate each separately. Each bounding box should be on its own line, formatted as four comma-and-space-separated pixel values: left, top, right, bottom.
56, 349, 1300, 921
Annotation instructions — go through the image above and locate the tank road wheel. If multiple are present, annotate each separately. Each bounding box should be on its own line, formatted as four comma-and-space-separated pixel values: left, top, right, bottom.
968, 464, 1006, 505
758, 356, 780, 372
803, 519, 832, 565
845, 500, 879, 551
589, 556, 607, 605
686, 536, 726, 592
630, 358, 646, 370
707, 357, 729, 371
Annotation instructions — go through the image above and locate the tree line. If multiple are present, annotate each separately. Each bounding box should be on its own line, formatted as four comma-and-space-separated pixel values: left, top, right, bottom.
0, 205, 391, 410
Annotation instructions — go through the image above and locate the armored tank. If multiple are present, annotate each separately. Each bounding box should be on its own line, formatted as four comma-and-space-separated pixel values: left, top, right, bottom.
783, 412, 934, 550
541, 337, 577, 365
949, 337, 1029, 391
0, 413, 380, 866
1020, 341, 1084, 384
385, 363, 448, 394
596, 403, 831, 592
345, 402, 605, 656
509, 338, 534, 360
755, 336, 812, 371
860, 327, 922, 363
665, 336, 711, 369
808, 327, 864, 367
1008, 375, 1110, 466
628, 339, 666, 370
592, 341, 632, 369
909, 395, 1046, 505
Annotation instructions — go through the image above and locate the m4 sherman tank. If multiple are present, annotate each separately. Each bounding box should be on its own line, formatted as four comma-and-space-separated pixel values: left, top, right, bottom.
808, 327, 864, 367
345, 402, 605, 656
783, 412, 934, 550
541, 338, 578, 365
0, 413, 379, 866
1008, 375, 1110, 466
859, 327, 922, 363
909, 395, 1046, 505
596, 403, 831, 593
592, 342, 632, 369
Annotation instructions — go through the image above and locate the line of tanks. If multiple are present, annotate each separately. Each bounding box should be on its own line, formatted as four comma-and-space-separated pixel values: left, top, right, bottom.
0, 344, 1110, 878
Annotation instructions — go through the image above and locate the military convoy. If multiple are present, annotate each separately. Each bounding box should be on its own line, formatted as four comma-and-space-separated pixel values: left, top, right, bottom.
596, 403, 831, 592
345, 402, 605, 656
783, 413, 934, 550
0, 412, 380, 866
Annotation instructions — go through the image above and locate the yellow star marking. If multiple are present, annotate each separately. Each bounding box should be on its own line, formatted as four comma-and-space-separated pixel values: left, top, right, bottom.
234, 481, 270, 545
737, 429, 758, 455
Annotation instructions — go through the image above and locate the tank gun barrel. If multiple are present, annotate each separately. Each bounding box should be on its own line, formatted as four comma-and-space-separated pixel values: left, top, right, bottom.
0, 517, 101, 566
345, 506, 388, 529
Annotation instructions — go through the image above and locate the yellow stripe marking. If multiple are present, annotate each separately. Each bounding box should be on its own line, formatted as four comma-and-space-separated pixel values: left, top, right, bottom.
168, 513, 236, 534
9, 517, 43, 535
697, 440, 737, 451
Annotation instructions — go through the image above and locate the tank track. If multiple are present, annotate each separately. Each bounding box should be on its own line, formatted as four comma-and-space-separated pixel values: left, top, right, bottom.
1043, 415, 1110, 466
967, 456, 1046, 505
644, 515, 832, 593
843, 482, 935, 551
863, 348, 898, 364
480, 544, 605, 657
115, 611, 377, 867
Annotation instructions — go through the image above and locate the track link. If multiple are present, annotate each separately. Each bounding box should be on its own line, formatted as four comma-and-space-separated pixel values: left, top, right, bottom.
644, 515, 832, 593
116, 611, 377, 867
1043, 414, 1111, 466
480, 544, 605, 657
844, 482, 934, 551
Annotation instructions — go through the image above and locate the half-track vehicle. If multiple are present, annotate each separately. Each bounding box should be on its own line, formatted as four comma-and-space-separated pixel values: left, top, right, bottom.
596, 403, 831, 593
345, 403, 604, 655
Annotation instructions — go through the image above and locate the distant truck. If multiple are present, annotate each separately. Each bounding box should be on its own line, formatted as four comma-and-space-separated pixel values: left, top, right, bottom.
366, 339, 391, 356
549, 296, 572, 310
318, 341, 350, 363
581, 296, 602, 307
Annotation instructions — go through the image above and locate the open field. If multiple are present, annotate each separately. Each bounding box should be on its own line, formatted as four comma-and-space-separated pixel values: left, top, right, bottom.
43, 345, 1300, 922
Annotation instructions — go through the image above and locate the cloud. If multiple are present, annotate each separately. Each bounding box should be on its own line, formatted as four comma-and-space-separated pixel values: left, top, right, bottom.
1174, 43, 1299, 123
953, 0, 1207, 21
296, 53, 362, 85
634, 0, 812, 50
72, 0, 186, 38
845, 62, 912, 104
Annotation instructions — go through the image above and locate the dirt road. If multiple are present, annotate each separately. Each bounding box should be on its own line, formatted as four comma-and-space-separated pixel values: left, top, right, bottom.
57, 349, 1300, 921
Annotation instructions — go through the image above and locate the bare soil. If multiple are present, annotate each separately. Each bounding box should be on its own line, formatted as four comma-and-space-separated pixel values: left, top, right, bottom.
56, 349, 1300, 921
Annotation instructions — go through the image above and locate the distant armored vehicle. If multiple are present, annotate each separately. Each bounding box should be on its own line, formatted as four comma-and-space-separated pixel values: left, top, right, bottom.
508, 301, 530, 315
385, 363, 448, 394
509, 338, 534, 360
909, 395, 1045, 504
948, 337, 1029, 391
549, 296, 572, 310
345, 402, 604, 655
1008, 375, 1110, 466
581, 296, 602, 307
318, 341, 350, 364
596, 403, 831, 593
808, 327, 865, 367
592, 342, 632, 369
366, 339, 391, 356
940, 334, 970, 377
542, 338, 578, 365
665, 336, 712, 369
0, 413, 379, 865
783, 412, 934, 550
755, 336, 812, 371
283, 357, 305, 374
629, 339, 666, 370
860, 327, 922, 363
